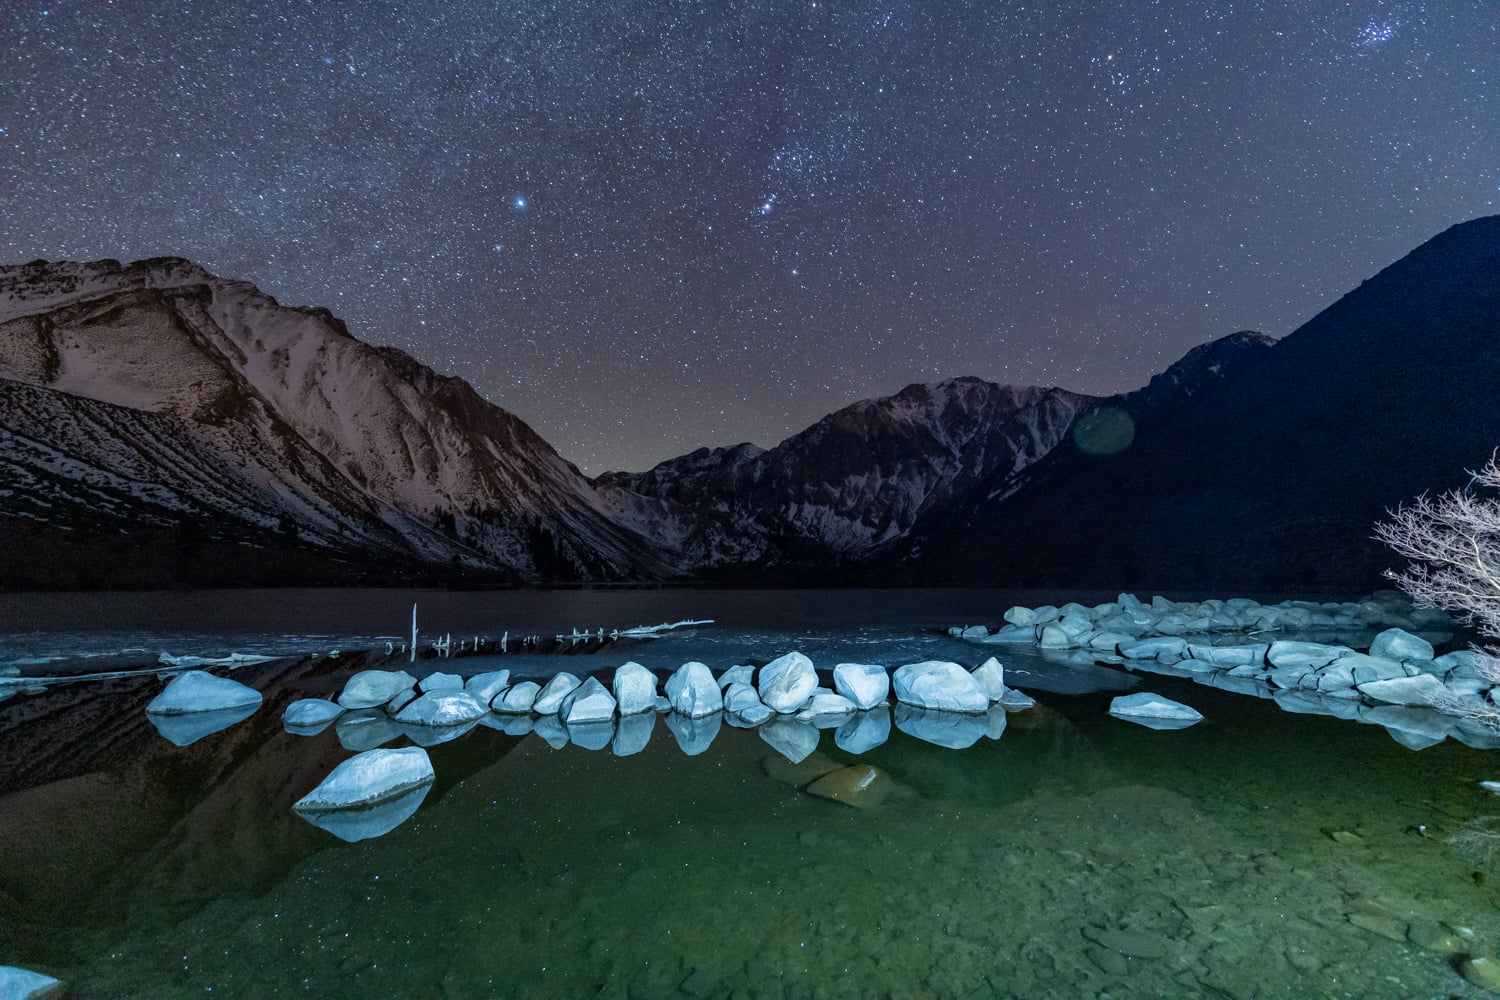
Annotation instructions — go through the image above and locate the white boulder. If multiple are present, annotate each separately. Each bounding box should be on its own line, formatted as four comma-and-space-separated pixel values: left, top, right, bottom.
1358, 673, 1449, 707
465, 670, 511, 705
418, 671, 463, 693
147, 671, 262, 715
612, 662, 658, 715
1369, 627, 1436, 662
666, 661, 722, 718
533, 673, 581, 715
394, 690, 489, 727
717, 664, 756, 689
338, 670, 417, 709
293, 746, 434, 811
833, 662, 889, 710
1108, 692, 1203, 725
724, 682, 773, 725
758, 651, 819, 713
493, 681, 541, 713
799, 691, 857, 720
892, 661, 988, 713
970, 658, 1006, 701
282, 698, 343, 727
561, 676, 617, 724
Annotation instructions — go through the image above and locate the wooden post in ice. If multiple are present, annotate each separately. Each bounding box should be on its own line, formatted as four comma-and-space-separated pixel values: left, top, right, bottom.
410, 603, 418, 664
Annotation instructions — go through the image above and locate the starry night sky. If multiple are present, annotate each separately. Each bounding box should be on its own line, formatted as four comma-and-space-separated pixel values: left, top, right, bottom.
3, 2, 1497, 473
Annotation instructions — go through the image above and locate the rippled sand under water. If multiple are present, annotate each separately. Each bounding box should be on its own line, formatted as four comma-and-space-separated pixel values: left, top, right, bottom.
10, 675, 1493, 1000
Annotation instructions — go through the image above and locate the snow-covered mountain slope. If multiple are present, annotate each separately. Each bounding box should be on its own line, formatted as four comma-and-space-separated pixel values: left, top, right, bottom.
891, 215, 1500, 590
597, 377, 1094, 574
0, 257, 671, 585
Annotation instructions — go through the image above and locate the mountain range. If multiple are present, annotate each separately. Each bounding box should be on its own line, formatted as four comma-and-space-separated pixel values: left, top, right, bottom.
2, 215, 1496, 590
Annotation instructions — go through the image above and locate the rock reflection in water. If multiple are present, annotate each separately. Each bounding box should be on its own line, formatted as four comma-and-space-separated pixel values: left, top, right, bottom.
335, 709, 403, 752
894, 703, 987, 748
759, 716, 819, 762
835, 706, 892, 754
611, 711, 655, 756
664, 711, 721, 756
147, 703, 260, 746
295, 783, 432, 843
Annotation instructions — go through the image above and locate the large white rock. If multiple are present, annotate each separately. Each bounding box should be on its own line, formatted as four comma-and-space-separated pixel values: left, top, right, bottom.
611, 662, 658, 715
394, 690, 490, 727
799, 691, 857, 720
282, 698, 343, 727
465, 670, 512, 705
724, 682, 773, 725
833, 662, 890, 709
1266, 641, 1344, 670
493, 681, 541, 713
561, 676, 617, 724
1369, 627, 1436, 662
533, 673, 581, 715
891, 661, 988, 713
666, 661, 722, 718
293, 746, 435, 811
758, 651, 819, 713
418, 671, 463, 693
338, 669, 417, 709
1185, 644, 1268, 668
1117, 637, 1188, 660
970, 658, 1006, 701
1358, 673, 1450, 707
1342, 653, 1408, 685
1108, 692, 1203, 724
0, 965, 62, 1000
716, 664, 756, 689
147, 670, 262, 715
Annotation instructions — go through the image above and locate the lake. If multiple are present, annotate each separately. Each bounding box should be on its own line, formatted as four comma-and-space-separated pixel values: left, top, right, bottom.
1, 588, 1498, 998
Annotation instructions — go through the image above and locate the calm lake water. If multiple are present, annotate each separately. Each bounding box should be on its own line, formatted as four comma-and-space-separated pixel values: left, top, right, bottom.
2, 588, 1498, 998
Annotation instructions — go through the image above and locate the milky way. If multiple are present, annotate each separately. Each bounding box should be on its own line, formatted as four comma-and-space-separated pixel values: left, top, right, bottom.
3, 2, 1496, 473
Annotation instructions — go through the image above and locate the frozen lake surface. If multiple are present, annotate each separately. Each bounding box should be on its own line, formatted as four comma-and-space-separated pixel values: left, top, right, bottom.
2, 588, 1499, 997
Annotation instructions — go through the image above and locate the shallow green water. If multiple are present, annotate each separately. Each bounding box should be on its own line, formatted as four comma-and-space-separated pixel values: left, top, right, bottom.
5, 663, 1499, 1000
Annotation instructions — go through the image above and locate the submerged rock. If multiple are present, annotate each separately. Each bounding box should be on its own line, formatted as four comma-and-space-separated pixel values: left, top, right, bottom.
806, 764, 895, 809
666, 661, 722, 718
294, 746, 435, 811
832, 662, 889, 709
892, 661, 988, 713
533, 673, 582, 715
493, 681, 541, 713
762, 750, 841, 787
0, 966, 62, 1000
147, 670, 262, 715
394, 690, 489, 727
338, 669, 417, 710
612, 662, 658, 715
758, 651, 819, 713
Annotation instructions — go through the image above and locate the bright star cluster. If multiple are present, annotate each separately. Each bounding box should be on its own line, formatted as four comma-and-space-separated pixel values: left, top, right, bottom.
2, 1, 1496, 473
